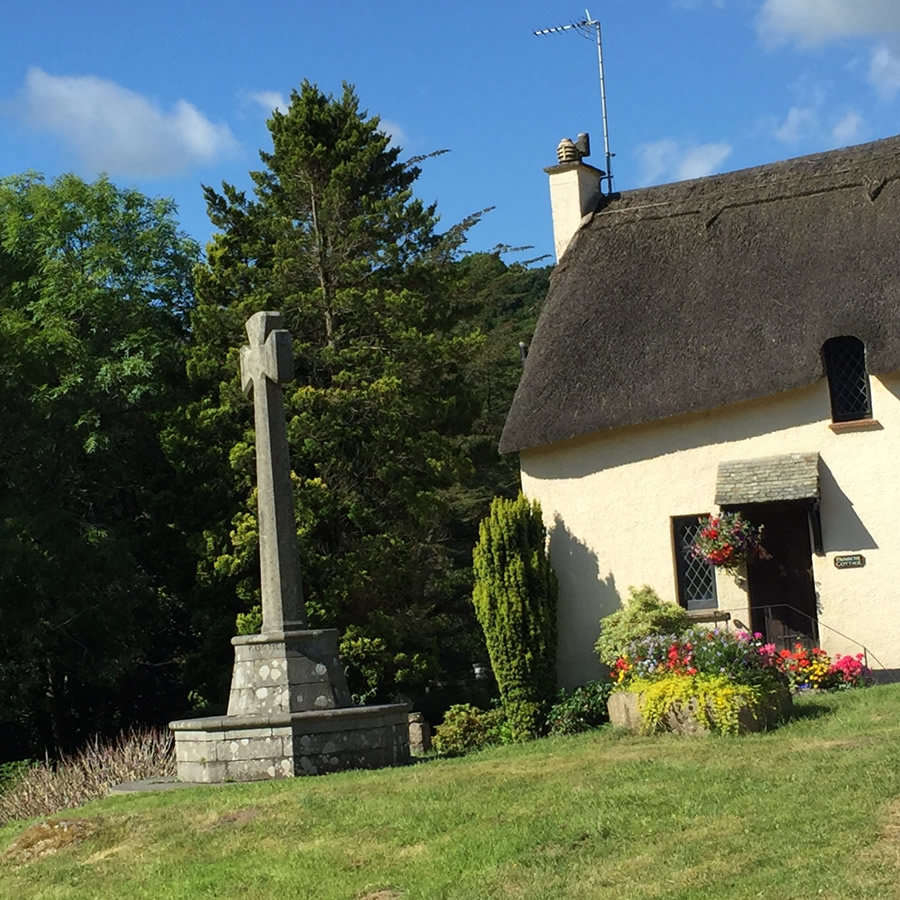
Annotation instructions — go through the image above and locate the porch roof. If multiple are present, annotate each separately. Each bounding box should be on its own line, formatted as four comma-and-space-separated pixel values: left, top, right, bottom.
715, 452, 820, 506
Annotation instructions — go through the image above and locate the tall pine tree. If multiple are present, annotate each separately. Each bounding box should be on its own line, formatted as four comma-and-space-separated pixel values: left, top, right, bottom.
182, 82, 489, 701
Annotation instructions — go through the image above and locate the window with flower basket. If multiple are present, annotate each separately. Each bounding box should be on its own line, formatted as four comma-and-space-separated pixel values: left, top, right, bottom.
672, 515, 717, 611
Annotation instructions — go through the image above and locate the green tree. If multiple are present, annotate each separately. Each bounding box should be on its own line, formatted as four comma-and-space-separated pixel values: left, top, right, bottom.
472, 494, 557, 739
446, 252, 552, 515
183, 82, 488, 700
0, 173, 200, 757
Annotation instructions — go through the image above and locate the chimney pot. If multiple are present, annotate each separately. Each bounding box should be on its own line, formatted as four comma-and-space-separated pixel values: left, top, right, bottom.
557, 137, 579, 164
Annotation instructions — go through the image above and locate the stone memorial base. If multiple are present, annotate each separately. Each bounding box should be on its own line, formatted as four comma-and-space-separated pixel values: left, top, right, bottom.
170, 628, 411, 782
608, 687, 792, 736
170, 705, 411, 782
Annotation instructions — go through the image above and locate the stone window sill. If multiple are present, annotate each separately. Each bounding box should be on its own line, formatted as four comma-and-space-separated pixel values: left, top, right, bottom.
829, 419, 882, 433
685, 609, 731, 624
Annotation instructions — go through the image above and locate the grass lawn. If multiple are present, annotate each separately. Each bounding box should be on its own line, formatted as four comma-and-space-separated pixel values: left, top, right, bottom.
2, 686, 900, 899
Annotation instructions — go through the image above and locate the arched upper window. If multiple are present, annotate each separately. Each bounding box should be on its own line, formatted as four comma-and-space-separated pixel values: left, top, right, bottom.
823, 336, 872, 423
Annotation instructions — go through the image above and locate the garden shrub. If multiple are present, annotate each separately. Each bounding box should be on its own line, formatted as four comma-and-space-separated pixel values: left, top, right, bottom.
472, 494, 557, 741
432, 704, 508, 756
546, 681, 612, 735
0, 727, 174, 825
0, 760, 34, 792
594, 585, 689, 666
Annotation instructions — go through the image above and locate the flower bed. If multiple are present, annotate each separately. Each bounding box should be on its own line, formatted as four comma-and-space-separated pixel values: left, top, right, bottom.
608, 627, 873, 736
608, 628, 790, 735
608, 680, 791, 736
771, 643, 873, 691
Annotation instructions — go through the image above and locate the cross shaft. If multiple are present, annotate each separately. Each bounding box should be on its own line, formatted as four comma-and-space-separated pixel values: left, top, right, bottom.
239, 311, 307, 634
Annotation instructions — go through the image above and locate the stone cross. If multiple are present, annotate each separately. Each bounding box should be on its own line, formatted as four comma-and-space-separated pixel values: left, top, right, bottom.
240, 311, 307, 634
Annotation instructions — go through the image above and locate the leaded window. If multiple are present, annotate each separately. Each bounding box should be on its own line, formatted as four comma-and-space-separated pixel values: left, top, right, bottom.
673, 515, 717, 611
823, 336, 872, 423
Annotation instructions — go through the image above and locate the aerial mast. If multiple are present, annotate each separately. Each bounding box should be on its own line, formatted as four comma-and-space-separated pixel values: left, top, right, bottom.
534, 8, 615, 193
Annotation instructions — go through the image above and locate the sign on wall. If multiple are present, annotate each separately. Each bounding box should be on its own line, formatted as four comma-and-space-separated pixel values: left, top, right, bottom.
834, 554, 866, 569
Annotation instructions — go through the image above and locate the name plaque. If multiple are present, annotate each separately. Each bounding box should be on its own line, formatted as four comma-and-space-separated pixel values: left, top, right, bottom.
834, 554, 865, 569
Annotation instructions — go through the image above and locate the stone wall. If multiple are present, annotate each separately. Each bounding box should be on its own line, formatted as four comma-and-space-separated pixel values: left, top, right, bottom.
172, 704, 411, 783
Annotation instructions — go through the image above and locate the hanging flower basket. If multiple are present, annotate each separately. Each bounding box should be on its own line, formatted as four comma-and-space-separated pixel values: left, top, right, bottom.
691, 512, 764, 573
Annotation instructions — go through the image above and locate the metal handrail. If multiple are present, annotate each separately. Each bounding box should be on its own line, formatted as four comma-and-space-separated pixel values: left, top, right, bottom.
709, 603, 887, 672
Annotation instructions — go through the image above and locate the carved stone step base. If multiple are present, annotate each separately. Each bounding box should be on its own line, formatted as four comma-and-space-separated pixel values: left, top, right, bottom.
170, 703, 412, 783
227, 629, 351, 716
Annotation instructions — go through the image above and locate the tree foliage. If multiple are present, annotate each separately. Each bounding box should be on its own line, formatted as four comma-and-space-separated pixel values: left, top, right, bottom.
472, 494, 557, 739
0, 84, 554, 754
0, 173, 200, 756
183, 82, 499, 700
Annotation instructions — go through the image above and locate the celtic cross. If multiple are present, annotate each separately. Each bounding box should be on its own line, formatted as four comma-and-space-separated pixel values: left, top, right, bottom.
239, 311, 307, 634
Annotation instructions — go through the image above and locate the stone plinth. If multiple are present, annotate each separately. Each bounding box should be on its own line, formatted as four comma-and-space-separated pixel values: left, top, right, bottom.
608, 687, 792, 736
227, 629, 351, 716
171, 629, 411, 782
170, 703, 412, 783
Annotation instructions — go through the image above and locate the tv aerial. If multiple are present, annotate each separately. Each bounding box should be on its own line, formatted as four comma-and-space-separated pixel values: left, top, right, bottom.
534, 9, 615, 193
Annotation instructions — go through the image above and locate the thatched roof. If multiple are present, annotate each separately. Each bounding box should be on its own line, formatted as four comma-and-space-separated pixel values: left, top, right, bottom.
501, 135, 900, 453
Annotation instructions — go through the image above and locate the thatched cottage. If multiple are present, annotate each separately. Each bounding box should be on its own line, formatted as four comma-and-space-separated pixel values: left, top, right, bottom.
502, 135, 900, 688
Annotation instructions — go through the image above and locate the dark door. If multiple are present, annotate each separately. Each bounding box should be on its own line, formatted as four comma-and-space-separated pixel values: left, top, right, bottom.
744, 501, 818, 650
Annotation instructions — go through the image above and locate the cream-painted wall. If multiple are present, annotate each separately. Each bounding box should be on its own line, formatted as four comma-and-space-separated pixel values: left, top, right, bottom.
520, 375, 900, 688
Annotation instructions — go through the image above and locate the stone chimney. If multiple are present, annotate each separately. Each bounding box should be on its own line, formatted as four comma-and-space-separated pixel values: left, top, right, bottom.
544, 133, 605, 261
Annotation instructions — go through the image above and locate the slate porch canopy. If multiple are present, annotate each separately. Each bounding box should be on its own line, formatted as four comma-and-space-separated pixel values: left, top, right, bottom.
715, 452, 820, 506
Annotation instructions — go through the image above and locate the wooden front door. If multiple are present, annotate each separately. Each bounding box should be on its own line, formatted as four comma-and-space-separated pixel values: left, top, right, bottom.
744, 501, 818, 649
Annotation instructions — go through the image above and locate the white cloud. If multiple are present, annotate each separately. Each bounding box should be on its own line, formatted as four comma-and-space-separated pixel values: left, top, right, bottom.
379, 118, 408, 148
869, 45, 900, 99
769, 75, 865, 147
249, 90, 288, 115
774, 106, 820, 143
20, 67, 236, 177
831, 109, 864, 143
759, 0, 900, 46
773, 104, 866, 147
636, 138, 732, 186
636, 139, 679, 185
676, 142, 733, 179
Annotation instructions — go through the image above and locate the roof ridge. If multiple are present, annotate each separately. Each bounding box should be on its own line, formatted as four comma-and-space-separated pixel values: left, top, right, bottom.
598, 134, 900, 218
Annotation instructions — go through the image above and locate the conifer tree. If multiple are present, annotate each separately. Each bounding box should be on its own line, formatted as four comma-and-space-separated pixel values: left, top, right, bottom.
472, 494, 558, 739
181, 82, 488, 700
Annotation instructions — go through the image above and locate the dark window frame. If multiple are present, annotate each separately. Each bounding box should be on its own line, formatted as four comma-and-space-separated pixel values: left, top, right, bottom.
672, 515, 718, 611
823, 336, 872, 423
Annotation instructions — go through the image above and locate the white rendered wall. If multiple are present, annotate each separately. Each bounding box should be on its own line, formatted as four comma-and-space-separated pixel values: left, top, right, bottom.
520, 375, 900, 688
546, 164, 602, 261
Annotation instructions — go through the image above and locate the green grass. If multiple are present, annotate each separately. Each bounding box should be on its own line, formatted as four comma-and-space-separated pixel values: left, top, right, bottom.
3, 686, 900, 899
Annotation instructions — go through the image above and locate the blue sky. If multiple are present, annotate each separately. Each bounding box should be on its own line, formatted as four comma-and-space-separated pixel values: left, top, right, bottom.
2, 0, 900, 262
